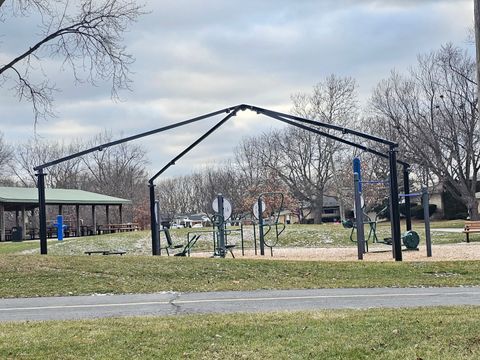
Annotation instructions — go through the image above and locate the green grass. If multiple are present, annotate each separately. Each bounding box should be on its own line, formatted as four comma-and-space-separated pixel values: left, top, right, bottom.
0, 255, 480, 297
429, 219, 466, 228
1, 307, 480, 359
0, 239, 48, 254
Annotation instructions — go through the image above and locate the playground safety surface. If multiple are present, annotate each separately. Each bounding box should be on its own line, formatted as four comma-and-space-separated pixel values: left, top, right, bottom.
191, 242, 480, 262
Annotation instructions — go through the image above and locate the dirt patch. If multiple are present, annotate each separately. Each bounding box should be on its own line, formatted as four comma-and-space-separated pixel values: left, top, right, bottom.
192, 242, 480, 262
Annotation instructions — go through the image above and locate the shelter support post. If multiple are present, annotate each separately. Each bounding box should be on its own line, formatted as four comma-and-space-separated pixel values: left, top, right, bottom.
119, 204, 123, 224
0, 204, 4, 242
403, 165, 412, 231
36, 169, 48, 254
21, 206, 27, 240
106, 205, 110, 225
75, 204, 80, 237
91, 205, 97, 235
389, 147, 402, 261
422, 187, 432, 257
354, 173, 365, 260
149, 183, 160, 255
31, 209, 35, 235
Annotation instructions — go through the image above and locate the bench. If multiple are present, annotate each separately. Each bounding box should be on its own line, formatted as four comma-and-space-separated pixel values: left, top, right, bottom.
464, 221, 480, 243
84, 250, 127, 256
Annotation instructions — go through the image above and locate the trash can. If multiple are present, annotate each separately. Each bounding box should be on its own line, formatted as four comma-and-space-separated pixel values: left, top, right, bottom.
11, 226, 23, 242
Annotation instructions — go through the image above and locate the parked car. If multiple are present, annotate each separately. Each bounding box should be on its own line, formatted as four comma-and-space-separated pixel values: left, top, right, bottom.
192, 223, 203, 228
170, 223, 184, 229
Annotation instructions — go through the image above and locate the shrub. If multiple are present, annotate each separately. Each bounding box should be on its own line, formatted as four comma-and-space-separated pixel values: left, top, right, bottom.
411, 204, 437, 220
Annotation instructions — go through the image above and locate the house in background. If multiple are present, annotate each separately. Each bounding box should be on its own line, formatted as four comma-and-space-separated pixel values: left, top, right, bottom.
278, 195, 341, 224
429, 181, 480, 220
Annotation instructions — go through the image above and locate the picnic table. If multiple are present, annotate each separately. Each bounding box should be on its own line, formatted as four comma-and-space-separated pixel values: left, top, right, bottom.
97, 223, 140, 234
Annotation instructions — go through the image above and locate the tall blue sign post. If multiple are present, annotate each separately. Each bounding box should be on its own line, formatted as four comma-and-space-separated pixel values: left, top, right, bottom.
57, 215, 64, 241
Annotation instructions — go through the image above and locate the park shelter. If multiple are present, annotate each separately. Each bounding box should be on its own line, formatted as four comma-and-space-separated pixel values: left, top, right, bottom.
0, 187, 131, 241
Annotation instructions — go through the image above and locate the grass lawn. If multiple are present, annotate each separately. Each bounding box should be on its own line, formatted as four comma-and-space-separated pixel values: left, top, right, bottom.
1, 307, 480, 359
0, 255, 480, 297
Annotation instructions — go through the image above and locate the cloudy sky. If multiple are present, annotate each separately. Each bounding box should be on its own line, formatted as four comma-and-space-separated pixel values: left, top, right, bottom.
0, 0, 475, 177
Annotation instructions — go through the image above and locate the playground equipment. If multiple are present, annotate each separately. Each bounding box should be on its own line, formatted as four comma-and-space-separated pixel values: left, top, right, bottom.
210, 194, 239, 258
343, 209, 420, 252
351, 157, 431, 260
159, 227, 201, 256
252, 192, 286, 257
342, 213, 379, 252
160, 194, 238, 258
154, 192, 286, 258
35, 104, 414, 261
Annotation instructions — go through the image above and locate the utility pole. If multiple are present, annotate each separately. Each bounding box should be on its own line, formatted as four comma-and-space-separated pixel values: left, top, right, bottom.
475, 0, 480, 111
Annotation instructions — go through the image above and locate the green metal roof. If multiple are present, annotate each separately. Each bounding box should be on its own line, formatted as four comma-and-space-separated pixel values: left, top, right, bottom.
0, 187, 131, 206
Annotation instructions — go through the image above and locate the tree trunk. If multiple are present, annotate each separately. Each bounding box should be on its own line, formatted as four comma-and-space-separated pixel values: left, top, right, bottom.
475, 0, 480, 117
469, 198, 480, 220
311, 194, 324, 224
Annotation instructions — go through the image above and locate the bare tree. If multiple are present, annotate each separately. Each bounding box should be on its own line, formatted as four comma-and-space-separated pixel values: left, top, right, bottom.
157, 174, 201, 218
250, 75, 358, 224
83, 132, 149, 197
0, 132, 13, 185
0, 0, 144, 122
371, 44, 480, 219
11, 138, 84, 187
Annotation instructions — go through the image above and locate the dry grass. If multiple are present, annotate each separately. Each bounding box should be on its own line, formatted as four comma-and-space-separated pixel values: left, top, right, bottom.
1, 307, 480, 359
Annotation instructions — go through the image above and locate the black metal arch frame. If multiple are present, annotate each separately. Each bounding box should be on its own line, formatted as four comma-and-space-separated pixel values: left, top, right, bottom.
34, 104, 411, 261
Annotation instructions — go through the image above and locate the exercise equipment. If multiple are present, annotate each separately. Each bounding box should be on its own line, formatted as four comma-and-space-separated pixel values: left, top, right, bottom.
252, 192, 286, 256
159, 227, 202, 256
351, 158, 431, 258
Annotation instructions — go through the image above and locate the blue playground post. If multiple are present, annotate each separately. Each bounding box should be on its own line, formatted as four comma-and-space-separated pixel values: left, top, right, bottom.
57, 215, 64, 241
353, 157, 362, 193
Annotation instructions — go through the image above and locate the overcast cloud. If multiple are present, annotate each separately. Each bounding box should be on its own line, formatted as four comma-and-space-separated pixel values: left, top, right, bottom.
0, 0, 475, 177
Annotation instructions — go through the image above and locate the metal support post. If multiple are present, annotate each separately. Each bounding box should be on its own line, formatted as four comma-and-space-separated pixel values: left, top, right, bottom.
354, 173, 365, 260
36, 169, 48, 255
240, 222, 245, 256
258, 198, 265, 256
403, 165, 412, 231
253, 223, 257, 255
422, 187, 432, 257
155, 200, 161, 255
149, 183, 160, 255
389, 147, 402, 261
216, 194, 226, 257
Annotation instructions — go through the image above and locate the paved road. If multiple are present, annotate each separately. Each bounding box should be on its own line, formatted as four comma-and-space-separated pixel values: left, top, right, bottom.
0, 287, 479, 322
